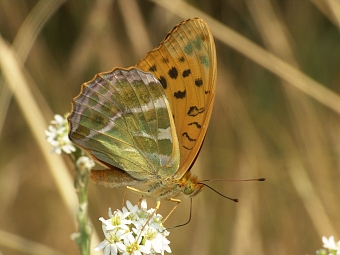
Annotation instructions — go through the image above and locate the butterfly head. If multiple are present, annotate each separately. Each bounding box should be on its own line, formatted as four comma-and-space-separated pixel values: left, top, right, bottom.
181, 172, 204, 197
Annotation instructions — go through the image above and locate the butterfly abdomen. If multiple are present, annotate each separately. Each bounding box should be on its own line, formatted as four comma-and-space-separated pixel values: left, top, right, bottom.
90, 168, 143, 188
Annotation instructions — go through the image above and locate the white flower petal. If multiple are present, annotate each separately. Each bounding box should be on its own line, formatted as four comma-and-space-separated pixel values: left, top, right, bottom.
62, 144, 74, 154
126, 200, 133, 210
164, 244, 171, 253
116, 241, 126, 252
124, 232, 135, 244
141, 241, 151, 253
110, 244, 118, 255
122, 211, 131, 219
94, 240, 110, 251
54, 147, 62, 155
122, 206, 128, 214
140, 199, 147, 209
104, 244, 111, 255
108, 208, 113, 217
54, 114, 64, 123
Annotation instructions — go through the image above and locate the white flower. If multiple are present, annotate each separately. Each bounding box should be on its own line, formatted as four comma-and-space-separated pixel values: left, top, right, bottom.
119, 232, 150, 255
143, 227, 171, 254
322, 236, 340, 254
45, 114, 76, 154
107, 210, 132, 231
94, 227, 126, 255
76, 156, 95, 174
322, 236, 339, 250
124, 200, 139, 215
95, 200, 171, 255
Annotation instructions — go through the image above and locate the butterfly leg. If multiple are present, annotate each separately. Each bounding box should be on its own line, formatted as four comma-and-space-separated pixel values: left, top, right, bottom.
135, 200, 161, 244
162, 198, 181, 223
123, 186, 149, 208
122, 187, 128, 208
122, 187, 146, 206
126, 185, 150, 195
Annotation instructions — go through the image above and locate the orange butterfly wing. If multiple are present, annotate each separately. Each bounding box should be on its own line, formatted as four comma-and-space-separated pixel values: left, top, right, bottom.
136, 18, 217, 179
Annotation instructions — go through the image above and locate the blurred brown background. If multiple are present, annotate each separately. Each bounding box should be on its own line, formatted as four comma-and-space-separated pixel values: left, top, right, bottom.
1, 0, 340, 254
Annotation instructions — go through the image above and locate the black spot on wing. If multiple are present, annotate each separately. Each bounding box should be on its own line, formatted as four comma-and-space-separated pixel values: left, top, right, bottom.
149, 65, 157, 72
183, 145, 193, 150
159, 76, 167, 89
187, 106, 205, 116
182, 69, 191, 78
188, 122, 202, 129
168, 67, 178, 79
174, 90, 186, 99
178, 56, 185, 62
163, 58, 169, 63
195, 78, 203, 87
182, 132, 196, 142
205, 90, 210, 94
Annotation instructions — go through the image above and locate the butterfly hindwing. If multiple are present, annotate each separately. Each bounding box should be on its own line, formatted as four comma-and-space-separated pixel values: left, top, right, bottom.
68, 68, 180, 182
136, 18, 216, 178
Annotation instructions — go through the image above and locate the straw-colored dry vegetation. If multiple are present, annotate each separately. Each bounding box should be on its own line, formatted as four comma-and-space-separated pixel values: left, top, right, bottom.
1, 0, 340, 254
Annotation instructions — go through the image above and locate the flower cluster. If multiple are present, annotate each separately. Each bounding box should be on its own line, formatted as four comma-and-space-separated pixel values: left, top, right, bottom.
45, 114, 76, 154
95, 200, 171, 255
316, 236, 340, 255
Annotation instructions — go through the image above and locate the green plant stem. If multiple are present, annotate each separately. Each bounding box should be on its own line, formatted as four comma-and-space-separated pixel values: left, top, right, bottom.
73, 152, 92, 255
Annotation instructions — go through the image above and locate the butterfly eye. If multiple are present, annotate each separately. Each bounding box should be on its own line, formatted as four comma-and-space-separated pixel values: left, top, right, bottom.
183, 183, 195, 195
183, 182, 204, 197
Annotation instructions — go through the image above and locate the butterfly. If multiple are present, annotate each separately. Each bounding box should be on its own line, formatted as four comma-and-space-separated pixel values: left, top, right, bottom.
68, 17, 216, 205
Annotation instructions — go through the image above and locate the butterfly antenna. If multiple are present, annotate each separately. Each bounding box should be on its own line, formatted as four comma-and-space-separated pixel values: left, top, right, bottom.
200, 183, 239, 202
200, 177, 266, 182
199, 177, 266, 202
166, 198, 193, 230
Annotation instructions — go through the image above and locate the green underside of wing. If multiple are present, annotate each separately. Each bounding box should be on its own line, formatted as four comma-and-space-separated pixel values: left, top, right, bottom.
68, 68, 180, 180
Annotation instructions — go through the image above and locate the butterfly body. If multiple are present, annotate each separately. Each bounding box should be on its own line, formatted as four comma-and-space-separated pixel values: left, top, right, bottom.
91, 168, 203, 200
68, 18, 216, 201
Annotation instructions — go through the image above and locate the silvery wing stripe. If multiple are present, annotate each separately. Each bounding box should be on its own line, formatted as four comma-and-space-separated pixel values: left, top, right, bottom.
143, 152, 170, 167
158, 127, 172, 142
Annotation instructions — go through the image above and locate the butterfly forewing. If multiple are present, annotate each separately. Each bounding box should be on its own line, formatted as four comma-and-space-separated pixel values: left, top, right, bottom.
136, 18, 216, 178
68, 68, 180, 181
